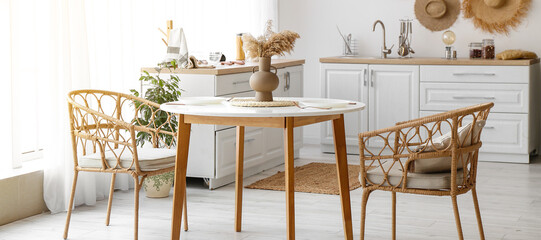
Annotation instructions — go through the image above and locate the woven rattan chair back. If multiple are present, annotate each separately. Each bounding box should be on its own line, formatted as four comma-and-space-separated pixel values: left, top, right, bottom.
63, 89, 187, 240
358, 102, 493, 240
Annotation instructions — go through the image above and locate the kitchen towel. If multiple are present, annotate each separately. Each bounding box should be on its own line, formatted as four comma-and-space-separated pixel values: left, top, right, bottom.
163, 28, 189, 68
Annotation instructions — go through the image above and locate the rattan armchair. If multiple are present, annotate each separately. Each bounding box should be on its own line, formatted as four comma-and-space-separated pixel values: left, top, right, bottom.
358, 102, 493, 240
64, 89, 187, 240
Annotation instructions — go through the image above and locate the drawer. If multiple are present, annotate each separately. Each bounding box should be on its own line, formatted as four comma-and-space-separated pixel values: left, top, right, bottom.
420, 83, 528, 113
215, 127, 264, 178
420, 65, 529, 83
215, 72, 253, 96
421, 111, 528, 154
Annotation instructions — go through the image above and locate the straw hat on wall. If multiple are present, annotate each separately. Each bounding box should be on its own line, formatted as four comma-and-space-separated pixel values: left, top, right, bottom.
463, 0, 532, 34
415, 0, 460, 32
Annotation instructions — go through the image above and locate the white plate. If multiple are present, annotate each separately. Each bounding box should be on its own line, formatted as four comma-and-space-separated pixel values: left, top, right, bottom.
299, 99, 349, 108
175, 97, 226, 105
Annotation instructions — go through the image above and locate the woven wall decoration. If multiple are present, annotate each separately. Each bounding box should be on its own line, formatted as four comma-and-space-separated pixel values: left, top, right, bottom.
463, 0, 532, 35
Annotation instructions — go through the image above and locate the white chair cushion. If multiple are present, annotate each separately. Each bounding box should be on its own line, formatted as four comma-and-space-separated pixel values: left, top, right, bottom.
410, 120, 485, 173
364, 161, 464, 190
79, 148, 176, 171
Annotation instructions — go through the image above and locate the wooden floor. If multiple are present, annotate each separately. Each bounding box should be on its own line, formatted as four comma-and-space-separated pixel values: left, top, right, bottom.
1, 145, 540, 240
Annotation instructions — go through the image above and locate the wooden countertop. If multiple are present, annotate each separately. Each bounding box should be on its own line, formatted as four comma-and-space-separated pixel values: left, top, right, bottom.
141, 59, 305, 75
319, 57, 539, 66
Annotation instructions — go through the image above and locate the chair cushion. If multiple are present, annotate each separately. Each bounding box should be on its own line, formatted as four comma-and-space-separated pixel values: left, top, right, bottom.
410, 120, 485, 173
364, 161, 464, 190
79, 148, 176, 171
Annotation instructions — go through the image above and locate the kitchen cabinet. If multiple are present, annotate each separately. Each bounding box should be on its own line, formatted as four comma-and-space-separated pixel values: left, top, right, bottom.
320, 63, 419, 153
367, 65, 419, 148
320, 64, 368, 153
319, 57, 540, 163
419, 64, 540, 163
142, 60, 304, 189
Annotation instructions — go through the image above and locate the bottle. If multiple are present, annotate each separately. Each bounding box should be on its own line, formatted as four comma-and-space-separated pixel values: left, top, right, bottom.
482, 39, 495, 59
236, 33, 245, 61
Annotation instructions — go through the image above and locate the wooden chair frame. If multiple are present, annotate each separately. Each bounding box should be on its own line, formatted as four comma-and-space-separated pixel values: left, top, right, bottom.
358, 102, 494, 240
64, 89, 187, 240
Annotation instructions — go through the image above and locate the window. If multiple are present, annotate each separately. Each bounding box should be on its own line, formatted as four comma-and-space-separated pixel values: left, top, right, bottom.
4, 0, 48, 169
2, 0, 277, 170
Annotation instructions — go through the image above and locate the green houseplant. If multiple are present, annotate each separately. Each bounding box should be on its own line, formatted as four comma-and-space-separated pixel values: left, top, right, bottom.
131, 67, 182, 198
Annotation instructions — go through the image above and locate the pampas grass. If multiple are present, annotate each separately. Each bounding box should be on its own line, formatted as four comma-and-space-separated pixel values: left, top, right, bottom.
243, 20, 300, 59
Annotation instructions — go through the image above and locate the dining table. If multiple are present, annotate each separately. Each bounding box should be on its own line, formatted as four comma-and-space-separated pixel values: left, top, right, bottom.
160, 97, 365, 240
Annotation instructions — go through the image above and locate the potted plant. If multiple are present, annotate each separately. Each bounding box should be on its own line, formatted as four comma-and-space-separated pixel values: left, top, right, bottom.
131, 65, 182, 198
142, 170, 175, 198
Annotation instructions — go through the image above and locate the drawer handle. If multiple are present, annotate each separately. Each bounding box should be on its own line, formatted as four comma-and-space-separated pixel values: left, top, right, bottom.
452, 96, 495, 100
362, 69, 367, 86
232, 80, 249, 85
484, 126, 495, 129
370, 69, 374, 87
452, 73, 496, 76
234, 138, 256, 146
284, 72, 291, 91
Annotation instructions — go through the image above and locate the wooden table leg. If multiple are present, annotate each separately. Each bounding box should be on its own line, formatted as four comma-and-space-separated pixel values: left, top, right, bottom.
284, 117, 295, 240
332, 114, 353, 240
171, 114, 191, 240
235, 126, 245, 232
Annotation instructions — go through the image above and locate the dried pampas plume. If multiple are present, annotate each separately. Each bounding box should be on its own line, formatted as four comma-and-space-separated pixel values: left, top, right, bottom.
242, 20, 300, 59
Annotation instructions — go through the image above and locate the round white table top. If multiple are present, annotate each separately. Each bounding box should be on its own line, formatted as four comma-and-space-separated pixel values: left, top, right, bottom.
160, 97, 365, 118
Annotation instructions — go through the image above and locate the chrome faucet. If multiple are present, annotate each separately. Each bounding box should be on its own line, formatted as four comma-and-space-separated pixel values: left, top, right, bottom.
372, 20, 393, 59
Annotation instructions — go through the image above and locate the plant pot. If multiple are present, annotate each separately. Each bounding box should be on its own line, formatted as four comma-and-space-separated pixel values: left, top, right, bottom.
143, 172, 174, 198
249, 57, 279, 101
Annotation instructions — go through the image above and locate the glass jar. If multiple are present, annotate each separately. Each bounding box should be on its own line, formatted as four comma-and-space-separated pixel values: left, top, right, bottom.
469, 42, 483, 59
482, 39, 495, 59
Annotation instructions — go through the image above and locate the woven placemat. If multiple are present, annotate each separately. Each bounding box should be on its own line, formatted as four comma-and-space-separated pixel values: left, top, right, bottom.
245, 162, 362, 195
229, 98, 296, 107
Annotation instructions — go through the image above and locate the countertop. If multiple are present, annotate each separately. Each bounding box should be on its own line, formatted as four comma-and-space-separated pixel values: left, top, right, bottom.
141, 59, 305, 75
319, 57, 539, 66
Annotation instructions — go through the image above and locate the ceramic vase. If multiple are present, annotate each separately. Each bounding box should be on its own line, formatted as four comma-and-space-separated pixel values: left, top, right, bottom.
249, 57, 279, 101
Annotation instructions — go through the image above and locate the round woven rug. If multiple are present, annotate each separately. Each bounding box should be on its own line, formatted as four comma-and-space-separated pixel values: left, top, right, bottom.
229, 98, 296, 107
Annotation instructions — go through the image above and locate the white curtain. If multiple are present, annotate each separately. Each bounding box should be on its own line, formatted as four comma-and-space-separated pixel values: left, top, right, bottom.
2, 0, 276, 214
0, 0, 13, 172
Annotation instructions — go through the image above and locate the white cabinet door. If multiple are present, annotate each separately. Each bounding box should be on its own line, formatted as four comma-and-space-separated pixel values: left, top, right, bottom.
321, 64, 369, 151
368, 65, 419, 148
284, 66, 303, 98
276, 65, 303, 98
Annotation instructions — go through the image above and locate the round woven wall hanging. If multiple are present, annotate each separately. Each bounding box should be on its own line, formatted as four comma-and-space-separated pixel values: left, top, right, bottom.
415, 0, 461, 31
463, 0, 532, 34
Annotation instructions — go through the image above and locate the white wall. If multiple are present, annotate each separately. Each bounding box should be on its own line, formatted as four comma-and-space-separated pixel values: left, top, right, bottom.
278, 0, 541, 144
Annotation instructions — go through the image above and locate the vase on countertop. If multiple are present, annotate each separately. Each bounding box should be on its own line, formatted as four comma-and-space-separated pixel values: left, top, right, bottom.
250, 57, 279, 102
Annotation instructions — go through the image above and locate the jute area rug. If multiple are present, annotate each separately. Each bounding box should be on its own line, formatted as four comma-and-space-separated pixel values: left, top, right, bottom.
245, 162, 361, 195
